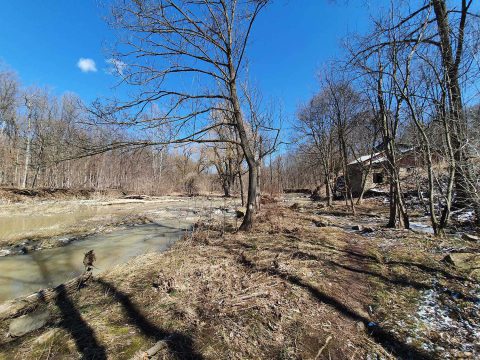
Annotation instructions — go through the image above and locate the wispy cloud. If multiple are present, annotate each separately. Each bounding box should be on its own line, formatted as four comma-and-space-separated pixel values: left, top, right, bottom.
77, 58, 97, 73
105, 58, 127, 76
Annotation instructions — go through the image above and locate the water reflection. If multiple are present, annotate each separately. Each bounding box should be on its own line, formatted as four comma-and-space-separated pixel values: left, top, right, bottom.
0, 221, 189, 303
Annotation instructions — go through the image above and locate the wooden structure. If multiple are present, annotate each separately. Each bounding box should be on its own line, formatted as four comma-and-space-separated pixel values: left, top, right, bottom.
337, 146, 418, 197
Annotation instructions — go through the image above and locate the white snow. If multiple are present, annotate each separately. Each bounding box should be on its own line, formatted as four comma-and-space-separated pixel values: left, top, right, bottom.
347, 151, 384, 165
411, 283, 480, 356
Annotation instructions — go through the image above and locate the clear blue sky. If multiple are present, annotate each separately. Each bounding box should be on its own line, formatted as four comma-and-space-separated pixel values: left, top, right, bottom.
0, 0, 372, 120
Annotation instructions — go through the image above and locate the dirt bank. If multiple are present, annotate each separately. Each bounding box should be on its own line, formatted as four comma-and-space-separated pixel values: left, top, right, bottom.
0, 187, 126, 204
0, 199, 478, 359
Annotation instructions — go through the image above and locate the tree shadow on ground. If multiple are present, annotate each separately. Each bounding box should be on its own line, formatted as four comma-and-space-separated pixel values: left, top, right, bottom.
53, 284, 107, 360
259, 242, 478, 303
313, 245, 476, 302
95, 278, 204, 360
317, 240, 469, 283
385, 260, 468, 282
235, 252, 434, 360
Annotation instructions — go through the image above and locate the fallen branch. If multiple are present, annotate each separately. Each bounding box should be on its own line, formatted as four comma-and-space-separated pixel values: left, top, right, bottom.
315, 335, 332, 359
131, 339, 168, 359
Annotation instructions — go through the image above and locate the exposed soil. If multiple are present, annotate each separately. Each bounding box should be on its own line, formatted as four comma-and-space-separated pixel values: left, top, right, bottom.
0, 187, 125, 204
0, 197, 478, 359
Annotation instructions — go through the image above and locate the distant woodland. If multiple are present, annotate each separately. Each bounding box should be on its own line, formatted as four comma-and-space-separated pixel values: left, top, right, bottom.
1, 0, 479, 233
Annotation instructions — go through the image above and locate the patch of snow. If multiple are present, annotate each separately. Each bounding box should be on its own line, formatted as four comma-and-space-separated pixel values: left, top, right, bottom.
457, 211, 475, 223
0, 249, 11, 257
371, 156, 388, 164
348, 151, 384, 165
411, 282, 480, 356
410, 222, 434, 234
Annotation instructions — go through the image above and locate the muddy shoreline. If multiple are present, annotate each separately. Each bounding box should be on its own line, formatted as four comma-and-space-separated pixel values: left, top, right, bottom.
0, 215, 155, 257
0, 194, 241, 256
0, 195, 242, 302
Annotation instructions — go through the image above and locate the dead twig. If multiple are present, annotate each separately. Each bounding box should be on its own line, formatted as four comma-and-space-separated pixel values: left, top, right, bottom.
315, 335, 332, 359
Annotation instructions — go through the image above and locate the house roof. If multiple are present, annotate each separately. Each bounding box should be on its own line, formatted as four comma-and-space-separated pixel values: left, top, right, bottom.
348, 151, 384, 165
348, 146, 414, 166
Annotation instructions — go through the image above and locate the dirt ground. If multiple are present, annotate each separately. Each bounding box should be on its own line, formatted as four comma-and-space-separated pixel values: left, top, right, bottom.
0, 188, 123, 203
0, 198, 479, 359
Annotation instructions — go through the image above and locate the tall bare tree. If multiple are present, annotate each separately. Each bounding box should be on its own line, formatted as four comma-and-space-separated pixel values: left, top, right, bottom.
351, 0, 480, 227
93, 0, 271, 230
296, 92, 338, 206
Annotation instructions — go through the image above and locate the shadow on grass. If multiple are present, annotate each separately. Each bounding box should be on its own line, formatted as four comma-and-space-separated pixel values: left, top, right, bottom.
54, 284, 107, 360
264, 243, 478, 304
317, 240, 469, 283
235, 253, 433, 360
385, 260, 468, 282
95, 279, 204, 360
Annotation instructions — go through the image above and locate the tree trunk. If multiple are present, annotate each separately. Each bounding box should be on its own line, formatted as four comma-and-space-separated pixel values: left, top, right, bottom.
376, 64, 409, 229
228, 73, 257, 231
222, 180, 231, 197
240, 160, 257, 231
325, 177, 333, 206
432, 0, 476, 214
238, 171, 245, 207
387, 182, 397, 227
22, 135, 31, 189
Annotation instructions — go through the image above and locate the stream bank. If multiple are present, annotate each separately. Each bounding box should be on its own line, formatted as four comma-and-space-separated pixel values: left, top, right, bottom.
0, 195, 241, 303
1, 196, 478, 359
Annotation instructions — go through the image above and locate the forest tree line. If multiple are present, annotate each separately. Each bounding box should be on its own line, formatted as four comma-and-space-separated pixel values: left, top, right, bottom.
0, 69, 254, 195
1, 0, 479, 233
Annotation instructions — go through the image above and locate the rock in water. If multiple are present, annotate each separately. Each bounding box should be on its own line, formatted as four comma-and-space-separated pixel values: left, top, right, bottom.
9, 308, 50, 337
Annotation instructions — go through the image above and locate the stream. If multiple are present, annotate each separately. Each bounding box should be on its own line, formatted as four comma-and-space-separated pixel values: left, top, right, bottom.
0, 220, 191, 303
0, 196, 238, 303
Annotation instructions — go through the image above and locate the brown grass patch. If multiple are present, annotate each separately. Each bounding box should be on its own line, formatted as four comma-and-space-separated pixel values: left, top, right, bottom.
1, 200, 477, 359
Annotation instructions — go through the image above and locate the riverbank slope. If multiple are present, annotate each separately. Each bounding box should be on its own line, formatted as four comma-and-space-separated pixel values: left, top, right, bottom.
1, 199, 479, 359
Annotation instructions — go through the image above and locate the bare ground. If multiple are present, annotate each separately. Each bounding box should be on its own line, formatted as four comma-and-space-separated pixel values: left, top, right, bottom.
0, 187, 124, 204
0, 199, 479, 359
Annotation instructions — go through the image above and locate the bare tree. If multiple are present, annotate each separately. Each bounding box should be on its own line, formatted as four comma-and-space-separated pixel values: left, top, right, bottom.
209, 116, 244, 197
296, 92, 338, 206
351, 0, 480, 227
0, 67, 19, 185
322, 75, 365, 215
91, 0, 271, 230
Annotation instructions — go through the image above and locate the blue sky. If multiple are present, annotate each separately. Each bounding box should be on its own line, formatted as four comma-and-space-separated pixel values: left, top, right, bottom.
0, 0, 372, 120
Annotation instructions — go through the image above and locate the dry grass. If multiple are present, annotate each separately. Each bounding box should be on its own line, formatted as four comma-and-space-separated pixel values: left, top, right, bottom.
0, 200, 478, 359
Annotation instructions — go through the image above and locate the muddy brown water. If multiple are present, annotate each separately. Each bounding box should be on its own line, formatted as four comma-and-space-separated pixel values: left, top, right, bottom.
0, 198, 188, 241
0, 197, 238, 303
0, 221, 191, 303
